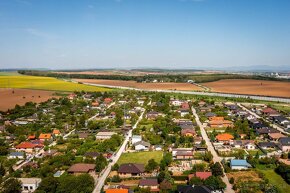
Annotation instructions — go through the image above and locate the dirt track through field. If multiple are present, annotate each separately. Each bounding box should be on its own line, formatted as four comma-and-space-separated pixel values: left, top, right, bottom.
0, 88, 58, 111
202, 79, 290, 98
74, 79, 203, 91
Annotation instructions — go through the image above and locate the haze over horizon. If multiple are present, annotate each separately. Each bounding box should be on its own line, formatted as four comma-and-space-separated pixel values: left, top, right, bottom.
0, 0, 290, 70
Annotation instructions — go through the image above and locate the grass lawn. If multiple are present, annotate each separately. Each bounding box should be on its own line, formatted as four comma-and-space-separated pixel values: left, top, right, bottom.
117, 151, 163, 165
247, 149, 264, 156
257, 169, 290, 193
0, 75, 110, 92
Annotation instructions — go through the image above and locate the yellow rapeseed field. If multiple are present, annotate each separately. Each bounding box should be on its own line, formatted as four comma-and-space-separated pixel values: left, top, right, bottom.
0, 74, 110, 92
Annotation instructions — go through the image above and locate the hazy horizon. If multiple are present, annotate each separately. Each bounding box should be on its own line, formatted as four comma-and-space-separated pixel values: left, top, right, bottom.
0, 0, 290, 69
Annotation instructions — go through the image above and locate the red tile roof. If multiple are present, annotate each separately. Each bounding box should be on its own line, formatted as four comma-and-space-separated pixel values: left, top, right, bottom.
106, 189, 128, 193
188, 172, 212, 180
15, 142, 37, 149
216, 133, 234, 141
39, 133, 52, 139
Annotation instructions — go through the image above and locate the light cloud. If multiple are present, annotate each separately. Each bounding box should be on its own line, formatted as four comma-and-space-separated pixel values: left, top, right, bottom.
25, 28, 58, 39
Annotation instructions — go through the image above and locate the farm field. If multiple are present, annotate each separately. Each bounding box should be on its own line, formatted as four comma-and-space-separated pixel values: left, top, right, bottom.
117, 151, 163, 165
0, 75, 110, 92
202, 79, 290, 98
74, 79, 203, 91
0, 88, 58, 111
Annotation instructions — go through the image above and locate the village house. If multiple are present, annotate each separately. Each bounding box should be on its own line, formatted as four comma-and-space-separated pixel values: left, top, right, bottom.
8, 152, 25, 159
139, 179, 159, 191
38, 133, 53, 142
53, 170, 65, 178
179, 109, 190, 117
106, 189, 129, 193
84, 152, 100, 159
172, 148, 194, 160
232, 140, 255, 150
272, 116, 290, 126
78, 132, 90, 139
262, 107, 279, 117
153, 145, 163, 151
118, 163, 145, 178
278, 137, 290, 152
137, 100, 145, 106
215, 133, 234, 144
181, 102, 190, 110
134, 141, 151, 151
171, 99, 183, 107
18, 178, 42, 193
200, 106, 212, 113
67, 163, 96, 175
258, 142, 277, 150
188, 171, 212, 181
104, 97, 113, 104
268, 133, 286, 141
198, 101, 206, 107
230, 159, 251, 170
256, 128, 279, 136
91, 101, 99, 108
146, 111, 160, 120
177, 185, 220, 193
68, 93, 76, 100
181, 128, 196, 137
15, 142, 43, 154
208, 117, 233, 128
205, 112, 216, 118
28, 135, 36, 140
96, 131, 117, 140
131, 135, 142, 144
52, 129, 61, 137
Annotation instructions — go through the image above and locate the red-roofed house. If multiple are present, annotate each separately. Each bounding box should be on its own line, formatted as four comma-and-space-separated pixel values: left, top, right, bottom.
181, 129, 196, 137
181, 102, 190, 110
104, 98, 113, 104
15, 142, 39, 153
39, 133, 52, 142
188, 172, 212, 180
262, 108, 279, 116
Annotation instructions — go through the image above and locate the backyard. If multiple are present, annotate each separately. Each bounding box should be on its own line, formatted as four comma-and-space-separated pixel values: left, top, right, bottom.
117, 151, 163, 165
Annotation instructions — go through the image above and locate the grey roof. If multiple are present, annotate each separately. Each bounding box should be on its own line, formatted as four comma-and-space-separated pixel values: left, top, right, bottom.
9, 152, 24, 156
134, 141, 150, 147
279, 137, 290, 146
205, 112, 216, 117
258, 142, 277, 148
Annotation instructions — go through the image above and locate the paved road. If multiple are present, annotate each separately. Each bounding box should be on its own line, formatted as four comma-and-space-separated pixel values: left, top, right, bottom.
192, 107, 235, 193
81, 82, 290, 103
93, 109, 146, 193
237, 103, 289, 135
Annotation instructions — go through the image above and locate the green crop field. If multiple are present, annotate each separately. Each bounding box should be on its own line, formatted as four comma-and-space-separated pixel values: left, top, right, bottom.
0, 74, 110, 92
117, 151, 163, 165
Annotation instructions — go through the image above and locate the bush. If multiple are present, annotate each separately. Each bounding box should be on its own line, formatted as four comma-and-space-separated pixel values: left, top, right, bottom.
229, 177, 234, 184
111, 175, 121, 183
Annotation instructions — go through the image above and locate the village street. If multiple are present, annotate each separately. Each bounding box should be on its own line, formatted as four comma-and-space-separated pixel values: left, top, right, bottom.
192, 107, 235, 193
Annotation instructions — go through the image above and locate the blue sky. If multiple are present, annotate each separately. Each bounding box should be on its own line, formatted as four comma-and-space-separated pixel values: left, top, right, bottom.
0, 0, 289, 69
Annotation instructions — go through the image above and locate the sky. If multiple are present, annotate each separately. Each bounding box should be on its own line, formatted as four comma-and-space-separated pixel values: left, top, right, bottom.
0, 0, 290, 70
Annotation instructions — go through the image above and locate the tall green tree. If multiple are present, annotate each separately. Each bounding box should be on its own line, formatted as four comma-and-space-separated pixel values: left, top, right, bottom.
2, 178, 22, 193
